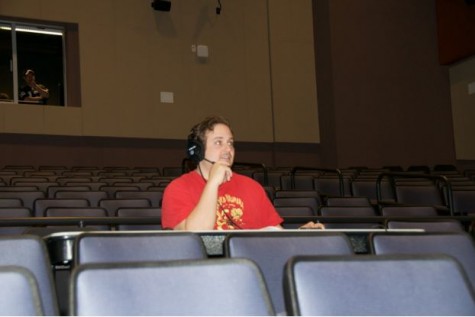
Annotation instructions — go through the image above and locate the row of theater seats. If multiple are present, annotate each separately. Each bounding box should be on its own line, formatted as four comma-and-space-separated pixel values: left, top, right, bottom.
255, 169, 475, 213
2, 164, 474, 189
0, 165, 475, 228
0, 164, 468, 316
0, 166, 168, 233
0, 164, 474, 232
0, 186, 470, 233
0, 231, 474, 315
243, 165, 475, 233
1, 164, 474, 196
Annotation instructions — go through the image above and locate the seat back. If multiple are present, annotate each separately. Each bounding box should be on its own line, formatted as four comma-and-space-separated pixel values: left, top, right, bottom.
0, 235, 58, 315
99, 186, 140, 199
115, 190, 163, 207
98, 198, 151, 216
0, 198, 23, 207
47, 186, 91, 198
10, 176, 49, 185
45, 207, 110, 230
0, 207, 32, 234
113, 182, 153, 191
280, 175, 315, 190
54, 191, 107, 207
395, 184, 444, 206
71, 259, 275, 316
452, 189, 475, 215
273, 197, 320, 215
0, 266, 44, 315
314, 176, 351, 197
252, 171, 285, 188
14, 181, 59, 193
371, 232, 475, 287
97, 177, 133, 186
381, 205, 438, 217
386, 220, 465, 232
224, 232, 353, 315
284, 254, 475, 316
350, 179, 395, 202
65, 182, 107, 191
56, 177, 94, 186
325, 197, 371, 206
116, 207, 162, 230
275, 206, 314, 229
274, 190, 320, 199
74, 231, 207, 265
0, 191, 45, 210
33, 198, 90, 217
319, 206, 380, 229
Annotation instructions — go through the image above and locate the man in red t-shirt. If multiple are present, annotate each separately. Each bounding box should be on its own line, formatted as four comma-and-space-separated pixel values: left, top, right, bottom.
162, 115, 324, 230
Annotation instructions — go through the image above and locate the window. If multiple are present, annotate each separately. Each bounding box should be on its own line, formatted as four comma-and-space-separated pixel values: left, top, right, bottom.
0, 17, 80, 107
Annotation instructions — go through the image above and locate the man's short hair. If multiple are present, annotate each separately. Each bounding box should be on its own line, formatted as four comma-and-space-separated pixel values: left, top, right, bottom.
189, 115, 232, 145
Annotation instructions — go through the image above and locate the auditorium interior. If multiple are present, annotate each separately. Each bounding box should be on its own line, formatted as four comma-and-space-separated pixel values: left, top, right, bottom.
0, 0, 474, 315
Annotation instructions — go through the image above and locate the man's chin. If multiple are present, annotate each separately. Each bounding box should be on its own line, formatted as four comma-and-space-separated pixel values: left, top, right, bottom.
218, 159, 233, 167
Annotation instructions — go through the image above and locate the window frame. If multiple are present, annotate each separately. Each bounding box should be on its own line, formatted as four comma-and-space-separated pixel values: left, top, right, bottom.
0, 16, 81, 107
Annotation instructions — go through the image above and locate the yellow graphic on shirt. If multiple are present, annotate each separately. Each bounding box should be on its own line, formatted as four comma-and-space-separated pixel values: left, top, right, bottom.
216, 194, 244, 229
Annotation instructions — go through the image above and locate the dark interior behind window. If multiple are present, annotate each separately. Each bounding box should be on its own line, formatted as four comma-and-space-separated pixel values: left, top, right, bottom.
0, 17, 80, 107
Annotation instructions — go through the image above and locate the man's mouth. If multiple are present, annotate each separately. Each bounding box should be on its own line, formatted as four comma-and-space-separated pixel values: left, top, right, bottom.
220, 156, 232, 163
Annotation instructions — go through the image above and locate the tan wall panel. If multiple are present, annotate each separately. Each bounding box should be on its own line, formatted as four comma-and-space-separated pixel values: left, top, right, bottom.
44, 106, 82, 136
0, 105, 82, 136
0, 0, 41, 18
0, 0, 318, 144
271, 42, 320, 143
70, 0, 271, 140
269, 0, 320, 143
3, 104, 44, 133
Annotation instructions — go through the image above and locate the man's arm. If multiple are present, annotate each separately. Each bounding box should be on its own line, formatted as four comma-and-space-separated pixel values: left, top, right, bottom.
33, 83, 49, 98
174, 163, 232, 230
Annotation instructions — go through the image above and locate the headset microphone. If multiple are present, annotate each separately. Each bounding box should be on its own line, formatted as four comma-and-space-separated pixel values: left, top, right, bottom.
203, 158, 215, 164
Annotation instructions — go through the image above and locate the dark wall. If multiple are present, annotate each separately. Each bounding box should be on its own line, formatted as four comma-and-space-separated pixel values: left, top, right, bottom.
0, 134, 320, 169
436, 0, 475, 65
315, 0, 456, 169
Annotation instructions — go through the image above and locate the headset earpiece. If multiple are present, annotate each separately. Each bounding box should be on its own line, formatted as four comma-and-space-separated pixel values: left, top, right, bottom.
186, 135, 204, 163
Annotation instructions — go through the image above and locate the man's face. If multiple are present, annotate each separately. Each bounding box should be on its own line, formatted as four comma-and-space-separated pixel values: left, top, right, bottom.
25, 73, 35, 84
204, 123, 235, 166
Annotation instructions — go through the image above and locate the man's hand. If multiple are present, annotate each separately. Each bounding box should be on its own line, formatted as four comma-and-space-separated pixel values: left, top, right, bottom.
207, 162, 232, 186
299, 221, 325, 230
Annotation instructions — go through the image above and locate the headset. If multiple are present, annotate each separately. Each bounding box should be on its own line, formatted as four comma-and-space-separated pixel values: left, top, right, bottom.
186, 132, 204, 163
186, 127, 216, 164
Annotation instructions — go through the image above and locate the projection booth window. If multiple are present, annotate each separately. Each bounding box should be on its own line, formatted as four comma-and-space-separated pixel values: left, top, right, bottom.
0, 19, 80, 107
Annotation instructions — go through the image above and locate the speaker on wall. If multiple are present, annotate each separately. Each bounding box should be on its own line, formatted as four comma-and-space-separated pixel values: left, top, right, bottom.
151, 0, 171, 12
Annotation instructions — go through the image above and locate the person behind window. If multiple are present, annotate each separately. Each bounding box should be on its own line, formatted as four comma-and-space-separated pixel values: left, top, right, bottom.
19, 69, 49, 105
162, 114, 325, 231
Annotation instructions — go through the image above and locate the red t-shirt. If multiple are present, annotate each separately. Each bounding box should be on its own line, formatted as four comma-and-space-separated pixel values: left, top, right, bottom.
162, 171, 283, 230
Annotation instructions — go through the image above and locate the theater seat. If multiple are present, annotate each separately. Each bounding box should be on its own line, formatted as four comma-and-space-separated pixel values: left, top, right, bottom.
225, 232, 353, 315
284, 254, 475, 316
71, 258, 275, 315
74, 231, 207, 265
0, 266, 44, 315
